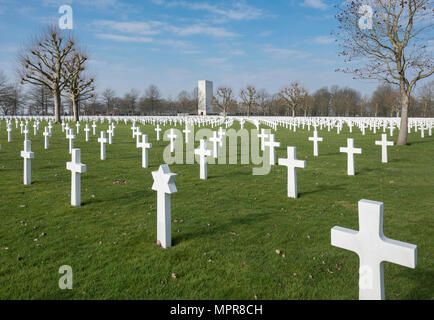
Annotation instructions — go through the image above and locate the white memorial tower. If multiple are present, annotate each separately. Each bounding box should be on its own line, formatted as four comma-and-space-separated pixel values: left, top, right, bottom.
198, 80, 213, 115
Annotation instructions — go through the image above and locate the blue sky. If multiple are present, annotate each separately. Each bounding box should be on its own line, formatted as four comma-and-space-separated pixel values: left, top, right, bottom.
0, 0, 383, 98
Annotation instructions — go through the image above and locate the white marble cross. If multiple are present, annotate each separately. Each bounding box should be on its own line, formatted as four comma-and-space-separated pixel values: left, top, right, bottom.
194, 139, 212, 180
23, 125, 29, 140
152, 164, 177, 249
66, 148, 86, 207
375, 134, 393, 163
257, 129, 268, 152
33, 122, 38, 135
61, 121, 65, 133
168, 128, 177, 153
133, 127, 142, 147
264, 134, 280, 165
217, 127, 226, 147
7, 123, 12, 142
20, 140, 34, 185
107, 126, 113, 144
67, 128, 75, 154
76, 121, 80, 134
84, 124, 90, 141
98, 131, 107, 160
308, 130, 323, 157
137, 134, 152, 168
183, 124, 191, 143
209, 131, 221, 158
278, 146, 306, 198
43, 126, 51, 149
48, 121, 53, 134
155, 124, 162, 141
331, 199, 417, 300
92, 122, 97, 135
340, 138, 362, 176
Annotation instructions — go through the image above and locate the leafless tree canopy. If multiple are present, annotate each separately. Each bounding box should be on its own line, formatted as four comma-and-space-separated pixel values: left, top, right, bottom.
213, 86, 236, 117
334, 0, 433, 144
18, 25, 76, 123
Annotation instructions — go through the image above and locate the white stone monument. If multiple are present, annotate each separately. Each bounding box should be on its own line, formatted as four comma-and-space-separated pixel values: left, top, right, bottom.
198, 80, 213, 115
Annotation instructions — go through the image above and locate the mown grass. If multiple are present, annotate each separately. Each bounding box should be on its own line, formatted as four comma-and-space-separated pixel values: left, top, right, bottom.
0, 119, 433, 300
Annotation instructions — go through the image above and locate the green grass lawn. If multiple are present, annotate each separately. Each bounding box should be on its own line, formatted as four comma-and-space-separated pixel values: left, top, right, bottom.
0, 120, 433, 300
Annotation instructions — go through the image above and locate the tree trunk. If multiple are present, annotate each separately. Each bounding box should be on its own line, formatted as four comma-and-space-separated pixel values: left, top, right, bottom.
397, 85, 409, 145
53, 90, 61, 123
72, 96, 79, 122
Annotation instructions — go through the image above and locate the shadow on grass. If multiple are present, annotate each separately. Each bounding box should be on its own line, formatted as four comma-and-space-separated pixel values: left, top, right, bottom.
172, 212, 272, 246
299, 184, 347, 197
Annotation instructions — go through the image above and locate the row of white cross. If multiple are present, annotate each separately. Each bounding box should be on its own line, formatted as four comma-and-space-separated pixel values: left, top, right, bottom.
5, 119, 421, 301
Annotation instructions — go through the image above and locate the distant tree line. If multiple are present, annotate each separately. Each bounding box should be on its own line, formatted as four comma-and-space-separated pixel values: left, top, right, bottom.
1, 73, 432, 118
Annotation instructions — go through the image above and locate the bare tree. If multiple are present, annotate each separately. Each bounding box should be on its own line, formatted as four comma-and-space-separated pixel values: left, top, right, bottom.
312, 87, 331, 116
18, 25, 76, 123
300, 91, 313, 117
140, 84, 161, 115
417, 80, 433, 117
102, 88, 116, 115
62, 50, 94, 121
334, 0, 433, 144
212, 86, 235, 117
278, 81, 307, 117
239, 85, 259, 116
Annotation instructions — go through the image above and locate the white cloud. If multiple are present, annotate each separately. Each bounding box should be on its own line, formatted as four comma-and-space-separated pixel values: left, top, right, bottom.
162, 0, 265, 21
264, 47, 311, 59
93, 20, 163, 36
95, 33, 153, 43
199, 57, 227, 64
312, 36, 334, 44
168, 24, 238, 37
300, 0, 327, 10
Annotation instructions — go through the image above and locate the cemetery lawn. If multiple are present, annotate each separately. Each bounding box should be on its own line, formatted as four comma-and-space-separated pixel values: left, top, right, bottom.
0, 122, 433, 300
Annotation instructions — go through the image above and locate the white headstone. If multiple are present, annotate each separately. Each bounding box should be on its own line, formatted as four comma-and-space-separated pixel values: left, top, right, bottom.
84, 124, 90, 142
264, 134, 280, 165
98, 131, 107, 160
194, 139, 212, 180
331, 199, 417, 300
66, 148, 86, 207
137, 134, 152, 168
375, 134, 394, 163
151, 164, 177, 249
308, 130, 323, 157
278, 146, 306, 198
20, 140, 34, 185
168, 128, 177, 153
340, 138, 362, 176
43, 126, 51, 149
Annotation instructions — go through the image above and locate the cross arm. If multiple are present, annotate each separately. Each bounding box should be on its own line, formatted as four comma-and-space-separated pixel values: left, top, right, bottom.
331, 226, 359, 254
381, 237, 417, 268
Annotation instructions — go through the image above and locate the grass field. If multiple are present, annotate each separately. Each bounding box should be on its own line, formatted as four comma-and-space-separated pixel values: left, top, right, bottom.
0, 120, 433, 300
